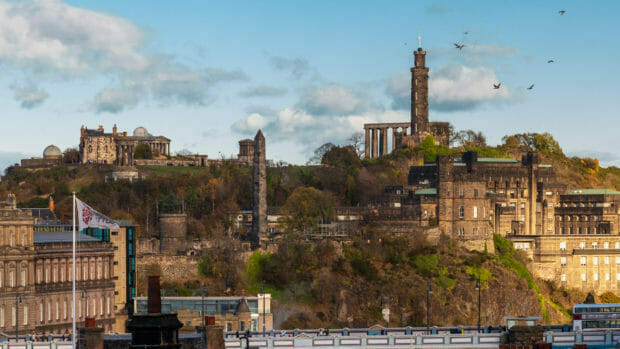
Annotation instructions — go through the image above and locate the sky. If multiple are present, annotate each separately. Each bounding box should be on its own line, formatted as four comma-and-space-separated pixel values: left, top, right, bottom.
0, 0, 619, 170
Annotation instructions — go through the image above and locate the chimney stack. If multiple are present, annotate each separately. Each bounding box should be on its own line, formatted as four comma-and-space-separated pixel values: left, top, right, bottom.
147, 276, 162, 314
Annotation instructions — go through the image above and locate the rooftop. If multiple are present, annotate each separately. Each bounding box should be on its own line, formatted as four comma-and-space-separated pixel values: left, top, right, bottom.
34, 231, 101, 244
415, 188, 437, 195
566, 189, 620, 195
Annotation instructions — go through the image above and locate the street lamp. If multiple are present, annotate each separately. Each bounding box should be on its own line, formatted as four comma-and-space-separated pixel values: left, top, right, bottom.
475, 277, 481, 333
16, 294, 22, 342
426, 280, 432, 335
202, 287, 207, 347
260, 281, 265, 336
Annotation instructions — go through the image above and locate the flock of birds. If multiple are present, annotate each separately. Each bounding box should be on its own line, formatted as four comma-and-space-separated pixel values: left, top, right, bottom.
451, 9, 567, 91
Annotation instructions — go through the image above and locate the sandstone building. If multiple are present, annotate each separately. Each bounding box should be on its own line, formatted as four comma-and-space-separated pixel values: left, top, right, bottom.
400, 151, 620, 293
79, 125, 171, 165
20, 145, 63, 168
0, 194, 116, 336
363, 45, 451, 158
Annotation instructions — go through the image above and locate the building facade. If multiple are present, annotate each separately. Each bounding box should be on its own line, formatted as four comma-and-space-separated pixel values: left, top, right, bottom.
0, 194, 116, 336
79, 125, 170, 165
134, 295, 273, 333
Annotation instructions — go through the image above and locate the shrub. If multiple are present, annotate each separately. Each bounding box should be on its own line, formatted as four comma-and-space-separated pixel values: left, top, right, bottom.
411, 255, 438, 277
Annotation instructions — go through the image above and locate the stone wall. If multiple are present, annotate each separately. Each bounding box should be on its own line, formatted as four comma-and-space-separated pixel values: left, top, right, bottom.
137, 255, 199, 282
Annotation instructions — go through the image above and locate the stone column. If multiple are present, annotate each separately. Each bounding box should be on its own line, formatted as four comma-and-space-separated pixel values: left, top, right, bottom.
382, 128, 388, 156
392, 128, 396, 153
372, 129, 378, 158
364, 128, 370, 159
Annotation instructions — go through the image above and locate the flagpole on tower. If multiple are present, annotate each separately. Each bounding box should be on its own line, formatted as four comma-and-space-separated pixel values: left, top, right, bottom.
72, 192, 77, 349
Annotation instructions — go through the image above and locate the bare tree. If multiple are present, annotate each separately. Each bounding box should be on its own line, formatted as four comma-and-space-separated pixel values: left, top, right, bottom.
347, 132, 365, 158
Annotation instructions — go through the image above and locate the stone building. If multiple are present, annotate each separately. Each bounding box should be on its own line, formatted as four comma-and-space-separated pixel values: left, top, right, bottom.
0, 194, 116, 336
400, 151, 620, 292
20, 145, 63, 168
237, 139, 255, 166
364, 45, 451, 158
79, 124, 171, 165
134, 295, 273, 333
251, 130, 267, 248
159, 213, 188, 254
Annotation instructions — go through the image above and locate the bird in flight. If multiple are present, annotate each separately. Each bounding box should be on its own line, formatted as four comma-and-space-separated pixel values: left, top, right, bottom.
463, 31, 469, 35
454, 43, 465, 50
527, 84, 534, 90
559, 10, 566, 15
547, 59, 554, 63
493, 83, 501, 89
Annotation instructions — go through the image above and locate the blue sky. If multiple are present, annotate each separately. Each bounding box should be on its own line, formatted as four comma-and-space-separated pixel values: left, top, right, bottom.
0, 0, 618, 169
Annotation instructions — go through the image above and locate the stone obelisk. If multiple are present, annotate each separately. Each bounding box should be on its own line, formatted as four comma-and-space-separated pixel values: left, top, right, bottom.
251, 130, 267, 249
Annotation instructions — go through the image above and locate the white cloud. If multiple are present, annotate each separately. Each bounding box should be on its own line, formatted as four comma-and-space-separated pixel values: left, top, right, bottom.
387, 64, 518, 112
0, 0, 247, 112
270, 56, 311, 79
92, 88, 140, 114
239, 85, 287, 98
10, 81, 49, 109
231, 113, 268, 134
297, 84, 367, 115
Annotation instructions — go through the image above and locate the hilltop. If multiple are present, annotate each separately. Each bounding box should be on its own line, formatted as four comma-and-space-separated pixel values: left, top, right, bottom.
0, 131, 619, 327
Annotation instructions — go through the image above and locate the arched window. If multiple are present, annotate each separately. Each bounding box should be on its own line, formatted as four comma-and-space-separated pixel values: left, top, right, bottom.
20, 269, 26, 287
9, 270, 14, 288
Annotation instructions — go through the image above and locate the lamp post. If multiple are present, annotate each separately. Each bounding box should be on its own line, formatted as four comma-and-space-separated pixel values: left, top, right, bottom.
202, 287, 207, 348
426, 280, 432, 335
16, 294, 22, 342
475, 277, 481, 333
260, 281, 265, 336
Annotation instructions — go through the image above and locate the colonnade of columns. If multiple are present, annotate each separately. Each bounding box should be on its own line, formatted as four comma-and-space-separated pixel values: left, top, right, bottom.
363, 123, 410, 159
150, 142, 170, 157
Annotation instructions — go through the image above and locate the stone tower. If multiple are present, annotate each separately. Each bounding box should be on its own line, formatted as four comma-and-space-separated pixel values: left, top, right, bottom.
251, 130, 267, 248
411, 47, 429, 135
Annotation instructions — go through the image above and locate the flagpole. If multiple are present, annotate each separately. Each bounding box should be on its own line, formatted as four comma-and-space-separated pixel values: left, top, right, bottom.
72, 192, 77, 349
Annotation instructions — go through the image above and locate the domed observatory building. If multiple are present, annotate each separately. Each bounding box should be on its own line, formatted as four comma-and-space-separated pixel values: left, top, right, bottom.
20, 144, 64, 168
79, 124, 171, 165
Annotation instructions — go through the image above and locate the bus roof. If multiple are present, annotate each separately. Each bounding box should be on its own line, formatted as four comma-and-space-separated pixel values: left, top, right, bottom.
574, 303, 620, 307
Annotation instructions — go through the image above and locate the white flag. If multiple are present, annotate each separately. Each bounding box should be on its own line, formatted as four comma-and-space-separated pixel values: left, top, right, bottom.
76, 198, 120, 232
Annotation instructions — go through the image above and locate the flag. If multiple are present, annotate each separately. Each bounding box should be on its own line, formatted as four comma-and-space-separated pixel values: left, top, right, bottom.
76, 198, 120, 232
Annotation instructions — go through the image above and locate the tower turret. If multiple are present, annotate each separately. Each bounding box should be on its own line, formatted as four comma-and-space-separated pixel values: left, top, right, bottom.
411, 41, 429, 136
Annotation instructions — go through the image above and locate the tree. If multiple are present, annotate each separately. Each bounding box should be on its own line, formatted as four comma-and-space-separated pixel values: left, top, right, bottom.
501, 132, 563, 156
452, 130, 487, 148
321, 145, 360, 169
281, 186, 335, 233
347, 132, 365, 158
307, 143, 335, 165
63, 147, 80, 164
134, 144, 153, 159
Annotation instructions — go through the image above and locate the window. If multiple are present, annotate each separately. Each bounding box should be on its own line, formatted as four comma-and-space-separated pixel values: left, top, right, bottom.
559, 242, 566, 251
593, 257, 599, 266
11, 306, 15, 327
520, 215, 525, 222
459, 189, 464, 198
9, 270, 14, 287
107, 297, 110, 315
592, 242, 598, 249
617, 257, 620, 265
560, 257, 567, 266
79, 300, 82, 319
606, 256, 610, 265
474, 189, 478, 198
459, 206, 465, 219
581, 256, 587, 266
40, 303, 43, 323
9, 231, 13, 247
240, 321, 245, 332
64, 300, 67, 320
561, 274, 566, 282
100, 296, 104, 316
61, 266, 65, 282
473, 206, 478, 219
594, 273, 599, 281
23, 305, 27, 325
55, 301, 59, 320
0, 306, 3, 327
104, 263, 108, 279
226, 323, 232, 332
606, 273, 610, 281
521, 202, 525, 209
617, 273, 620, 281
581, 273, 587, 281
21, 269, 25, 287
97, 263, 102, 280
47, 301, 51, 321
20, 231, 24, 246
